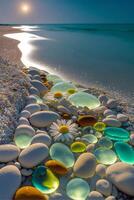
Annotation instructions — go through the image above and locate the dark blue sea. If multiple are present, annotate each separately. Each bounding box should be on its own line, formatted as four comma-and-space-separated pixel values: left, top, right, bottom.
14, 24, 134, 100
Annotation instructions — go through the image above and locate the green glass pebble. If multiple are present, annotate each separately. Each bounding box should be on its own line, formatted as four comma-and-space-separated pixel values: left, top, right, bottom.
71, 141, 86, 153
32, 166, 59, 194
68, 91, 100, 110
51, 81, 76, 93
114, 142, 134, 164
104, 127, 130, 141
82, 134, 98, 144
14, 134, 33, 149
66, 178, 90, 200
95, 147, 117, 165
94, 131, 102, 138
98, 137, 113, 149
50, 143, 75, 168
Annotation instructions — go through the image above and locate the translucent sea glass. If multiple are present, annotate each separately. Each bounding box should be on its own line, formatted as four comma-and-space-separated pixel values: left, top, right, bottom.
82, 134, 98, 144
98, 137, 113, 149
68, 92, 100, 109
46, 74, 63, 84
66, 178, 90, 200
94, 122, 106, 132
32, 166, 59, 194
71, 142, 86, 153
49, 143, 75, 168
114, 142, 134, 164
51, 82, 76, 93
104, 127, 129, 141
95, 147, 117, 165
14, 133, 33, 149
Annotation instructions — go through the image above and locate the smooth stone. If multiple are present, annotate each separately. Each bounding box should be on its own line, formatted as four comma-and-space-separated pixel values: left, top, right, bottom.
98, 95, 108, 104
25, 103, 41, 114
51, 81, 76, 93
78, 115, 97, 127
98, 137, 113, 149
114, 142, 134, 164
68, 91, 100, 109
86, 144, 95, 152
106, 162, 134, 196
31, 80, 48, 96
14, 125, 35, 149
0, 144, 20, 162
14, 186, 47, 200
103, 118, 121, 127
33, 74, 42, 81
14, 162, 21, 169
28, 69, 40, 76
0, 165, 21, 200
29, 86, 40, 96
104, 127, 130, 141
32, 166, 59, 194
66, 178, 90, 200
88, 191, 104, 200
73, 152, 96, 178
94, 122, 106, 132
96, 164, 106, 178
57, 105, 71, 115
71, 141, 86, 153
26, 95, 37, 104
18, 117, 30, 125
96, 179, 112, 196
31, 133, 52, 147
20, 110, 31, 118
117, 113, 128, 122
94, 148, 117, 165
45, 160, 68, 175
21, 168, 33, 176
50, 143, 75, 168
19, 143, 49, 168
107, 99, 118, 109
93, 106, 107, 114
82, 134, 98, 144
29, 111, 60, 128
104, 109, 114, 117
105, 196, 116, 200
40, 104, 49, 111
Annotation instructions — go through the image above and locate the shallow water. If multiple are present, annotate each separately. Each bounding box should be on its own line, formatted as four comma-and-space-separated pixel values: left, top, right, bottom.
5, 24, 134, 100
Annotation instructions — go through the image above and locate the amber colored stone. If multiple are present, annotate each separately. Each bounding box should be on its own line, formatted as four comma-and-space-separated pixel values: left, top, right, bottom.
14, 186, 48, 200
45, 160, 68, 175
78, 115, 97, 127
62, 113, 71, 120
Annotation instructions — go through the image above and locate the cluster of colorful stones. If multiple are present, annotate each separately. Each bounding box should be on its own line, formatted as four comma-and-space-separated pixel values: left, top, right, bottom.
0, 67, 134, 200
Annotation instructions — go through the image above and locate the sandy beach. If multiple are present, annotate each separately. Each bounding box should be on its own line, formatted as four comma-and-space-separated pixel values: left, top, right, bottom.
0, 26, 134, 200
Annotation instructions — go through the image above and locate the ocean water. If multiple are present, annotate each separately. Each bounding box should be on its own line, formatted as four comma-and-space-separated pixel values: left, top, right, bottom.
6, 24, 134, 100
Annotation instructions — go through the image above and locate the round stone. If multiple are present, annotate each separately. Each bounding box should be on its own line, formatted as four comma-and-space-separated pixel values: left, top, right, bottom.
71, 141, 86, 153
31, 133, 52, 147
45, 160, 68, 175
19, 143, 49, 168
66, 178, 90, 200
78, 115, 97, 127
20, 110, 31, 118
0, 165, 21, 200
104, 127, 130, 142
18, 117, 30, 125
95, 148, 117, 165
14, 125, 35, 149
0, 144, 20, 162
82, 134, 98, 144
68, 91, 100, 109
50, 143, 75, 168
94, 122, 106, 132
96, 179, 112, 196
32, 166, 59, 194
29, 111, 60, 128
88, 191, 104, 200
103, 118, 121, 127
117, 114, 128, 122
31, 80, 48, 96
96, 164, 106, 178
98, 137, 113, 149
73, 152, 96, 178
51, 81, 76, 93
114, 142, 134, 164
25, 103, 41, 114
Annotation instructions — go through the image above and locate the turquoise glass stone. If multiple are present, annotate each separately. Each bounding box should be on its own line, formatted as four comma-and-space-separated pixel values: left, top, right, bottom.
66, 178, 90, 200
95, 147, 117, 165
104, 127, 129, 141
114, 142, 134, 164
68, 92, 100, 109
51, 82, 77, 93
32, 166, 59, 194
98, 137, 113, 149
50, 143, 75, 168
47, 74, 63, 84
82, 134, 98, 144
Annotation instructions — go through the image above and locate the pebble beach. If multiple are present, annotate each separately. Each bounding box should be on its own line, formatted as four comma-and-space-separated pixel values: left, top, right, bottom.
0, 26, 134, 200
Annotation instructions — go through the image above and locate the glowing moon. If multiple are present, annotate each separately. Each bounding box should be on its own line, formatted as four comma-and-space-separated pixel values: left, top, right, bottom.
20, 3, 31, 14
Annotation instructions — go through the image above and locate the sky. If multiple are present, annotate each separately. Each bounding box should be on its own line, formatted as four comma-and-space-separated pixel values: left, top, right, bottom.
0, 0, 134, 24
